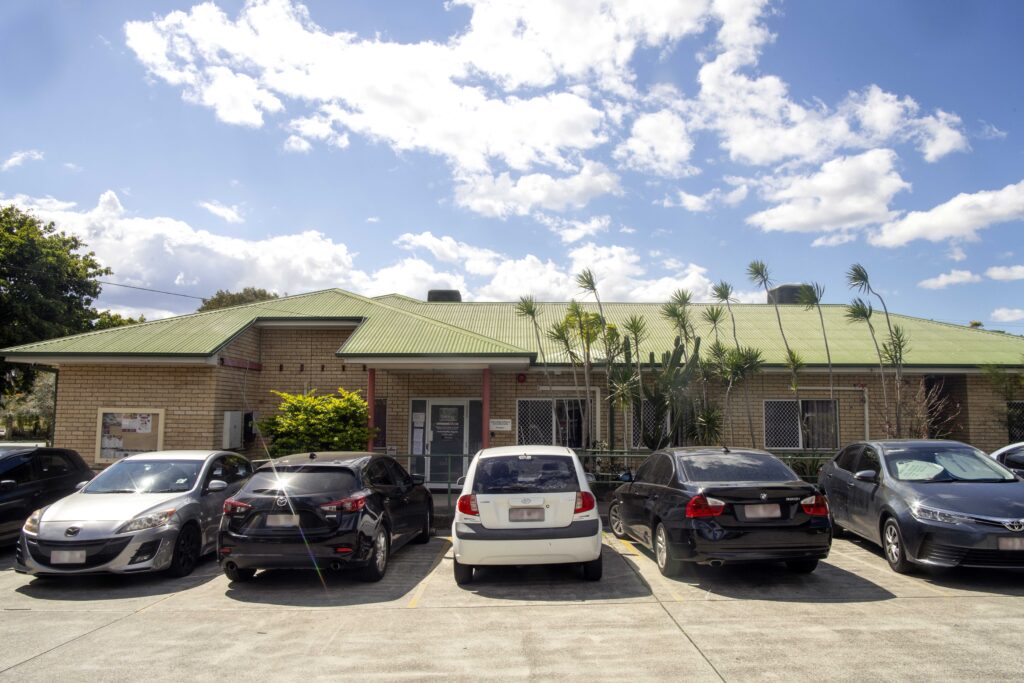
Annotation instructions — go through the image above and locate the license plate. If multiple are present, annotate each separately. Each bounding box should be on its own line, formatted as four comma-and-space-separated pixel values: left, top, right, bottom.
998, 537, 1024, 551
745, 503, 781, 519
50, 549, 87, 564
266, 514, 300, 527
509, 508, 544, 522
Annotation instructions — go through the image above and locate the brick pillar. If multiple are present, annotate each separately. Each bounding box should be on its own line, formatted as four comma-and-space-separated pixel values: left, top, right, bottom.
366, 367, 375, 452
482, 367, 491, 448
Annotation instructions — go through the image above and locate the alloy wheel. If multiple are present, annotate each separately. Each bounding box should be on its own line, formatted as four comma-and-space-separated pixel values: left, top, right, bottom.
610, 505, 624, 536
375, 530, 388, 573
884, 524, 900, 564
656, 525, 668, 568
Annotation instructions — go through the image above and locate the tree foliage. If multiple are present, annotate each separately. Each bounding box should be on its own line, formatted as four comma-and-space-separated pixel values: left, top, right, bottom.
198, 287, 279, 312
1, 205, 112, 399
258, 387, 373, 456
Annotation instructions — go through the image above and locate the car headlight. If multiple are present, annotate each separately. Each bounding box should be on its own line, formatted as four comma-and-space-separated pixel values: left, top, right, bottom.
911, 504, 974, 525
23, 509, 42, 534
117, 509, 177, 534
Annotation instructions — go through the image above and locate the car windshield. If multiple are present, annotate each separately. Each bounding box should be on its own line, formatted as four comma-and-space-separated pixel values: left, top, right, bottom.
885, 445, 1015, 482
677, 452, 799, 483
246, 467, 357, 495
84, 460, 202, 493
472, 455, 580, 494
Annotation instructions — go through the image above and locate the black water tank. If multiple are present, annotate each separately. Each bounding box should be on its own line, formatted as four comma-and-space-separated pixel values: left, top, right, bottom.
767, 284, 802, 305
427, 289, 462, 302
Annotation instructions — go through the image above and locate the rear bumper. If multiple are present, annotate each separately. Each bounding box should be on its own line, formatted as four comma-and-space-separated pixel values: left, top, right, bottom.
217, 530, 372, 570
673, 520, 831, 565
452, 519, 602, 566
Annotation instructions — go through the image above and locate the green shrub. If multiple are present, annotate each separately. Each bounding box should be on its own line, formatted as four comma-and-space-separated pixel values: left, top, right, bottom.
258, 388, 373, 457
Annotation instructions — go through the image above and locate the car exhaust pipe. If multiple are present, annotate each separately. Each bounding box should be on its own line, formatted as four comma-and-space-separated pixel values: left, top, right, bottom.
329, 561, 342, 571
708, 560, 724, 568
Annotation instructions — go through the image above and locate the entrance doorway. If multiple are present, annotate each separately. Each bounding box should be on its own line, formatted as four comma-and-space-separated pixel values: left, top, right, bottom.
409, 398, 482, 485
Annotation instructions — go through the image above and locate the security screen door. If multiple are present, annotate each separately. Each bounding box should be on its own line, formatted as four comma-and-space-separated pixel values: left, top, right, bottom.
428, 402, 466, 483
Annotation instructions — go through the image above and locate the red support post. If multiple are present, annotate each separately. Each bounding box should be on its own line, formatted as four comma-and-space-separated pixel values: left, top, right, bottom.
366, 368, 376, 452
482, 367, 491, 449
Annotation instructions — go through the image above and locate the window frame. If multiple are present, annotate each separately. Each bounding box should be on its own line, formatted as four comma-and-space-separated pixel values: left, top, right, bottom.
1008, 401, 1024, 443
763, 398, 840, 451
516, 397, 595, 448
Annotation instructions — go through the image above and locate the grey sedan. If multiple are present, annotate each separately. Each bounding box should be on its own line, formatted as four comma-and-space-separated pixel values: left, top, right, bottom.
15, 450, 251, 577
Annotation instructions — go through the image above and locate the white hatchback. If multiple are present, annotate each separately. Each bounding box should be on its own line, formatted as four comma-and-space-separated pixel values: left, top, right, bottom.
451, 445, 602, 584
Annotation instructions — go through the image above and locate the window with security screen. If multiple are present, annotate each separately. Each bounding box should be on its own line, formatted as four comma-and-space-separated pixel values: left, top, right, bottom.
764, 399, 838, 450
1009, 401, 1024, 443
631, 399, 672, 449
517, 398, 589, 448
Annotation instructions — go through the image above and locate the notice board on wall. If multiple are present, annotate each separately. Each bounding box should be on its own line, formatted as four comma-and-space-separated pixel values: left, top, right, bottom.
96, 408, 165, 461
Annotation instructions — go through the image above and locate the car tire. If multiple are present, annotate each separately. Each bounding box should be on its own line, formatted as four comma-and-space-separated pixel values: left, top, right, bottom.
608, 502, 628, 540
581, 554, 603, 581
785, 559, 819, 574
166, 524, 201, 578
412, 505, 433, 544
883, 518, 914, 574
224, 564, 256, 582
654, 522, 681, 577
830, 513, 845, 538
358, 527, 390, 582
453, 558, 474, 585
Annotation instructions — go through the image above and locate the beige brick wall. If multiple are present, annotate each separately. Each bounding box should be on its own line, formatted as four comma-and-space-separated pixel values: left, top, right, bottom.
50, 325, 1013, 465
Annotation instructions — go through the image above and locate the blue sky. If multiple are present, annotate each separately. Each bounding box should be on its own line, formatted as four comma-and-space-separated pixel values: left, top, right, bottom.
1, 0, 1022, 328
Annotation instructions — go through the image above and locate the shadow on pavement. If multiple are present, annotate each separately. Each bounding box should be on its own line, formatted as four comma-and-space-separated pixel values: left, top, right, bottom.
11, 555, 221, 601
458, 545, 652, 601
223, 537, 452, 607
840, 535, 1024, 596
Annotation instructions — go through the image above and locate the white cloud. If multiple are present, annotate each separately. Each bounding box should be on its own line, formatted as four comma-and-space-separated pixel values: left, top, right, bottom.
366, 216, 380, 223
871, 178, 1024, 247
947, 245, 966, 262
354, 258, 467, 298
283, 135, 312, 153
455, 161, 620, 217
63, 162, 83, 173
747, 149, 909, 235
613, 110, 696, 177
2, 149, 44, 171
663, 183, 748, 212
917, 269, 982, 290
394, 231, 501, 275
619, 226, 636, 234
986, 265, 1024, 281
978, 121, 1007, 140
533, 214, 610, 244
991, 308, 1024, 323
198, 200, 245, 224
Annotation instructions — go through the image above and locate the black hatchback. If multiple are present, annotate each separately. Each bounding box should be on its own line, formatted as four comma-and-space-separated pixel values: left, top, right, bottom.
609, 448, 831, 575
218, 453, 433, 582
0, 446, 93, 545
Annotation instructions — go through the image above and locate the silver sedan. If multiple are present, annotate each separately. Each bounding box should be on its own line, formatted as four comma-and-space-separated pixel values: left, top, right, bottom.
16, 450, 251, 577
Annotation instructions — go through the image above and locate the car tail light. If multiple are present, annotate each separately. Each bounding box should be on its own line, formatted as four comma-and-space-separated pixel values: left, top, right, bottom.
457, 494, 479, 516
801, 494, 829, 517
685, 495, 726, 518
334, 546, 353, 554
223, 499, 252, 515
321, 493, 367, 513
574, 491, 596, 514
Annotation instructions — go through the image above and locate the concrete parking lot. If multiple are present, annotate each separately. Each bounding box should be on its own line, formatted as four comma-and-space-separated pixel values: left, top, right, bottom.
2, 533, 1023, 682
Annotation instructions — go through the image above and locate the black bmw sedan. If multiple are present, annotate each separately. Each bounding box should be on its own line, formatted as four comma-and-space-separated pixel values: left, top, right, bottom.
609, 448, 831, 576
218, 453, 432, 582
818, 440, 1024, 573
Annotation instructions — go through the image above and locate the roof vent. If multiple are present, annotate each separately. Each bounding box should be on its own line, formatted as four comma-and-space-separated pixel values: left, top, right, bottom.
427, 289, 462, 302
767, 284, 803, 305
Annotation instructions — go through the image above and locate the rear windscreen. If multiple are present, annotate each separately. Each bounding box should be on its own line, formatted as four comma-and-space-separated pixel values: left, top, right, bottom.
472, 455, 580, 494
678, 453, 798, 483
246, 467, 357, 495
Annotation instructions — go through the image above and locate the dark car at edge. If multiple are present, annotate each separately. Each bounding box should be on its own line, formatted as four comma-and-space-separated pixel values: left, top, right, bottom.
609, 448, 831, 576
1, 446, 93, 546
818, 439, 1024, 573
218, 453, 432, 582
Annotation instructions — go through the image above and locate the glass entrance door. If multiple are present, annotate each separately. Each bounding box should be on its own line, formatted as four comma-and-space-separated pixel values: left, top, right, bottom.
428, 402, 466, 483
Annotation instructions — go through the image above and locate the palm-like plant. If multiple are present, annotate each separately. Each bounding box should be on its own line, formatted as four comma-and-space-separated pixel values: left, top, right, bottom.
546, 319, 585, 443
702, 305, 725, 345
739, 346, 765, 447
607, 337, 639, 451
846, 297, 891, 436
848, 264, 904, 435
566, 301, 603, 448
516, 295, 552, 390
577, 268, 621, 448
622, 314, 649, 448
797, 283, 833, 401
713, 280, 759, 448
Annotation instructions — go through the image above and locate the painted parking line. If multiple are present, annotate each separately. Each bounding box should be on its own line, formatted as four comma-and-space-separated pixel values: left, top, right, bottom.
611, 535, 688, 603
406, 539, 452, 609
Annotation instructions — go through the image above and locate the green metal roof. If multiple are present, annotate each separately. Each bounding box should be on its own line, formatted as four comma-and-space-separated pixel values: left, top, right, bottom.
2, 288, 1022, 367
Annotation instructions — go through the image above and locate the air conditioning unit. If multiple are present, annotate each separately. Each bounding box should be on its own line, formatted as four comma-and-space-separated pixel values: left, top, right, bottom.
222, 411, 243, 449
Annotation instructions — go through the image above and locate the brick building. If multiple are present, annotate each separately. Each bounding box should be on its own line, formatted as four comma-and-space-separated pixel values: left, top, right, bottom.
2, 288, 1023, 479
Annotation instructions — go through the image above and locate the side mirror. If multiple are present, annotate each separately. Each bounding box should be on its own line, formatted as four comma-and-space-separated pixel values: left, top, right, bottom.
206, 479, 228, 493
456, 476, 466, 486
411, 474, 425, 486
74, 480, 89, 491
585, 472, 596, 484
853, 469, 878, 483
618, 471, 633, 483
0, 479, 16, 491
